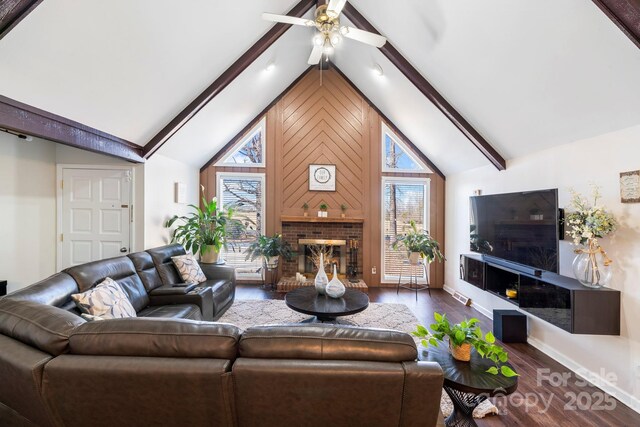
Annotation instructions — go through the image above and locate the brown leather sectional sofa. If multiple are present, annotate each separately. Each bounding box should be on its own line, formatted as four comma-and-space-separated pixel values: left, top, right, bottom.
0, 244, 445, 427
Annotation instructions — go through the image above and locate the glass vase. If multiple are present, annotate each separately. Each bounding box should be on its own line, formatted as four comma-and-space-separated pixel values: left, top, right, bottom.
572, 240, 612, 288
314, 252, 328, 295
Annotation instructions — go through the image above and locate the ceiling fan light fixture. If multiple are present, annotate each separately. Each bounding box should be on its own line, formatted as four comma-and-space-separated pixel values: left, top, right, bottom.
330, 32, 342, 46
323, 38, 335, 55
313, 33, 325, 46
339, 26, 349, 36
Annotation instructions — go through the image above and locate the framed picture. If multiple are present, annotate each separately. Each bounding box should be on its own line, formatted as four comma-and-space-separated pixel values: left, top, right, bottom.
309, 164, 336, 191
620, 170, 640, 203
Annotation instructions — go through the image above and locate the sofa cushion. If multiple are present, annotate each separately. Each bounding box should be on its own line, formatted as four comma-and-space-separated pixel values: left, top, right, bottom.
138, 304, 202, 321
128, 251, 164, 292
147, 244, 186, 286
0, 299, 84, 355
68, 318, 240, 359
6, 272, 79, 312
239, 324, 417, 362
172, 254, 207, 284
65, 256, 149, 312
71, 278, 137, 320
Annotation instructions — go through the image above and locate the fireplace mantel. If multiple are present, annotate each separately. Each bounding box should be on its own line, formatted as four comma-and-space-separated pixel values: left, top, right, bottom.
280, 215, 364, 224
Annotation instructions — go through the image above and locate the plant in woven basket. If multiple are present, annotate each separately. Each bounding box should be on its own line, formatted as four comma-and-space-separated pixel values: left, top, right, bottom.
414, 312, 518, 377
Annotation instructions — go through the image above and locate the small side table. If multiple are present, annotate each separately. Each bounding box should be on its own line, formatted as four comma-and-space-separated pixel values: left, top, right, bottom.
397, 259, 430, 299
420, 345, 518, 427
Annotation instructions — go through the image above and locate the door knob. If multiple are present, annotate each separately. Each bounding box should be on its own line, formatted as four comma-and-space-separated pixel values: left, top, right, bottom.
120, 247, 128, 253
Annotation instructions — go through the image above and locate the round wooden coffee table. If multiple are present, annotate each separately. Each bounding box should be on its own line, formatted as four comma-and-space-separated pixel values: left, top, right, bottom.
285, 286, 369, 322
420, 345, 518, 427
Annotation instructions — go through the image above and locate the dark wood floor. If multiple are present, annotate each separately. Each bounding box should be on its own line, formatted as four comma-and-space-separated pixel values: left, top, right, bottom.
236, 284, 639, 427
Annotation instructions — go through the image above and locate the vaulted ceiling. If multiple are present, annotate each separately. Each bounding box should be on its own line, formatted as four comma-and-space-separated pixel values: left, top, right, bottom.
1, 0, 640, 175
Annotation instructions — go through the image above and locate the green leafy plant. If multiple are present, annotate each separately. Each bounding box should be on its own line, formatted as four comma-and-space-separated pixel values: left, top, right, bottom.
302, 202, 309, 211
414, 312, 518, 377
244, 234, 294, 262
340, 204, 347, 212
392, 220, 444, 263
319, 203, 328, 211
165, 186, 242, 255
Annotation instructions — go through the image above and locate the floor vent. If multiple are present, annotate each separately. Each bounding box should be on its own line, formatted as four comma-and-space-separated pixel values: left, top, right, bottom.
452, 291, 471, 306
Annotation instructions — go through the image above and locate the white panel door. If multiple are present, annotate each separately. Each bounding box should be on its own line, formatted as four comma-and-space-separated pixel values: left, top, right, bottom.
61, 168, 131, 268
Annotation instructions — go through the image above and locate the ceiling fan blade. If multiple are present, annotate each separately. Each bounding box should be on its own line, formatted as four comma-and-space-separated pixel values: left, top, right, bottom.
262, 13, 314, 26
327, 0, 347, 18
341, 26, 386, 48
307, 44, 324, 65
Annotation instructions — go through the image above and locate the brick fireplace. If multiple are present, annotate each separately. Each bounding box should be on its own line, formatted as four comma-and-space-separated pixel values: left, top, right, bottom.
281, 220, 363, 278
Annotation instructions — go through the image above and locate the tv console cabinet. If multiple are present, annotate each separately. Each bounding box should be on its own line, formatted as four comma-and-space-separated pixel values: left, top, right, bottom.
460, 254, 620, 335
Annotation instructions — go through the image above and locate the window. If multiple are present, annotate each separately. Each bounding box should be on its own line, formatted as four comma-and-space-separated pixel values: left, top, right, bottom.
381, 177, 430, 282
381, 123, 431, 173
217, 172, 265, 279
216, 117, 266, 167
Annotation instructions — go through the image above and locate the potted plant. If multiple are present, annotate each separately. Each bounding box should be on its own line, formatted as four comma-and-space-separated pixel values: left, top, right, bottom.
340, 204, 347, 218
319, 202, 328, 217
165, 186, 241, 263
414, 312, 518, 377
302, 202, 309, 217
392, 220, 444, 265
245, 233, 294, 269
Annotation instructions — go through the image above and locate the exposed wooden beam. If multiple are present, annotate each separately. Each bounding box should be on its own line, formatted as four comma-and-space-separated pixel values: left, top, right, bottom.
592, 0, 640, 49
330, 65, 446, 180
0, 0, 43, 40
143, 0, 317, 159
342, 4, 507, 171
201, 66, 314, 171
0, 95, 144, 163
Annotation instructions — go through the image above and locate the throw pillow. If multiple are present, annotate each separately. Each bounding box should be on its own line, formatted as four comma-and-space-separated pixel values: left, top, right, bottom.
71, 277, 137, 319
171, 254, 207, 284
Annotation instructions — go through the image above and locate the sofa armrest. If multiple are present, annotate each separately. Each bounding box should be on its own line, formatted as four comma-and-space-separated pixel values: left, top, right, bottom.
69, 318, 240, 359
400, 361, 444, 427
200, 263, 236, 283
148, 284, 197, 296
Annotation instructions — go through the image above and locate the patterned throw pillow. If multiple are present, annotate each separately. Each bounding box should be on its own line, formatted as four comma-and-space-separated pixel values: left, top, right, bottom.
171, 254, 207, 284
71, 277, 137, 319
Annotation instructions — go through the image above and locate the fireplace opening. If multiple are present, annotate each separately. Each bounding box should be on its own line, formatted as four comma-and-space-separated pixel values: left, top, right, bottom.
298, 239, 347, 275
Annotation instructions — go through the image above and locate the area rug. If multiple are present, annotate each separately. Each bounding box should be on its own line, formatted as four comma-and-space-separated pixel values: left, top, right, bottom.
218, 299, 498, 419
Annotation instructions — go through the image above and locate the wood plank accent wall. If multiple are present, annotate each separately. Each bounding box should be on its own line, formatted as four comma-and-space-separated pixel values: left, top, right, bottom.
201, 68, 445, 287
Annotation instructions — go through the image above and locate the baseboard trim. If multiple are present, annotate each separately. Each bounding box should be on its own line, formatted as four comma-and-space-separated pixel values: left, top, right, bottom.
526, 335, 640, 413
443, 284, 640, 414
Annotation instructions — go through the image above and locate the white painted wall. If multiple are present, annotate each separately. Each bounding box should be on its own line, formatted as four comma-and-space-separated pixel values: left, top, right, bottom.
144, 154, 199, 249
0, 133, 147, 292
446, 124, 640, 411
0, 132, 57, 293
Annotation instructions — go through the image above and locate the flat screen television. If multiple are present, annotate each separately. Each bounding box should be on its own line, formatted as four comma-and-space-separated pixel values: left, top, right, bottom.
470, 189, 562, 273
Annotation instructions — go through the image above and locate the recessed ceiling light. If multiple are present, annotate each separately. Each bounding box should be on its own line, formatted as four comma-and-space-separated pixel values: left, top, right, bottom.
373, 63, 384, 77
265, 60, 275, 72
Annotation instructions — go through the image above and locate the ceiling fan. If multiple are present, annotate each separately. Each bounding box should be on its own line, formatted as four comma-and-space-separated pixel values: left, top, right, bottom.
262, 0, 387, 65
